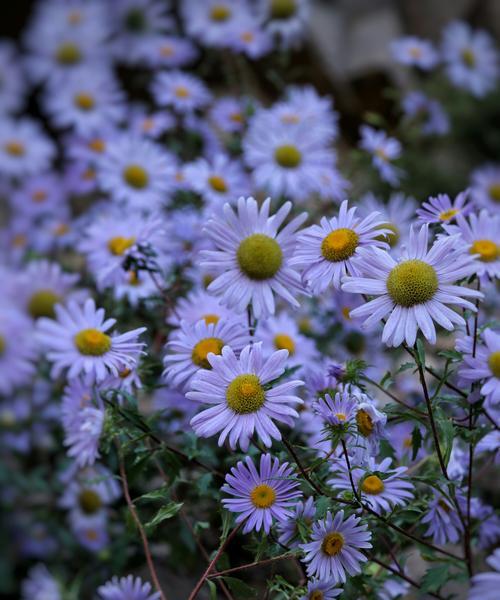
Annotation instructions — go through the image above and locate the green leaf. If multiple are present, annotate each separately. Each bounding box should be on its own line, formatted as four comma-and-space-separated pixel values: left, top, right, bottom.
420, 564, 451, 592
440, 417, 455, 466
411, 426, 423, 461
396, 361, 415, 374
206, 579, 217, 600
145, 501, 183, 532
416, 339, 426, 366
437, 349, 462, 361
221, 576, 258, 599
136, 485, 170, 503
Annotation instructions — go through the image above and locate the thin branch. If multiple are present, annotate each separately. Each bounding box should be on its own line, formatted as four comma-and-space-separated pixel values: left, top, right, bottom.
208, 553, 295, 579
361, 375, 427, 418
370, 556, 445, 600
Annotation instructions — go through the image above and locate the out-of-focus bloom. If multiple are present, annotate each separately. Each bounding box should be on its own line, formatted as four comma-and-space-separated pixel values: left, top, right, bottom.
470, 164, 500, 212
0, 41, 26, 114
151, 70, 212, 114
188, 342, 303, 450
416, 191, 471, 224
21, 564, 61, 600
461, 328, 500, 406
277, 496, 316, 548
390, 36, 439, 70
421, 493, 463, 545
221, 453, 301, 534
469, 548, 500, 600
359, 192, 416, 250
0, 306, 36, 394
210, 96, 250, 134
359, 126, 402, 186
10, 172, 65, 220
0, 118, 55, 177
257, 0, 310, 49
98, 574, 161, 600
402, 91, 449, 136
313, 390, 358, 429
300, 579, 343, 600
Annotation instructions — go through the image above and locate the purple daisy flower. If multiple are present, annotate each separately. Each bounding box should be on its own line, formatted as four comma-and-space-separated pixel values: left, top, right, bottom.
313, 390, 358, 430
461, 328, 500, 406
0, 117, 55, 177
469, 548, 500, 600
342, 224, 483, 347
301, 579, 343, 600
402, 91, 449, 136
187, 342, 303, 451
201, 196, 307, 318
0, 305, 36, 394
389, 36, 439, 70
300, 510, 372, 583
421, 493, 463, 546
98, 575, 161, 600
416, 191, 471, 224
328, 457, 414, 515
21, 564, 61, 600
221, 453, 302, 534
36, 298, 146, 382
151, 70, 212, 114
359, 126, 402, 186
277, 496, 316, 548
470, 163, 500, 212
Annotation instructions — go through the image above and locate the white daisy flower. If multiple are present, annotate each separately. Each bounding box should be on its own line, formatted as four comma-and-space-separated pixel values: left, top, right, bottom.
470, 164, 500, 212
201, 196, 307, 318
0, 118, 55, 178
151, 70, 212, 114
342, 225, 483, 347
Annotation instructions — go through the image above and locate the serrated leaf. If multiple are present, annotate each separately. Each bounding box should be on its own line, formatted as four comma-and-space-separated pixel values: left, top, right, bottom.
145, 501, 183, 532
221, 577, 258, 599
420, 564, 451, 592
136, 485, 170, 503
396, 361, 415, 374
416, 339, 426, 366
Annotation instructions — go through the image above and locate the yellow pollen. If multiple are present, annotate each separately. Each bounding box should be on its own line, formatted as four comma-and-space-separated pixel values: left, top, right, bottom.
335, 413, 347, 421
88, 138, 105, 153
120, 367, 132, 378
409, 46, 422, 58
28, 290, 61, 319
356, 409, 374, 437
309, 591, 324, 600
54, 223, 70, 236
85, 529, 98, 541
488, 183, 500, 202
488, 351, 500, 378
55, 42, 82, 65
403, 437, 412, 448
74, 92, 95, 111
74, 328, 111, 356
274, 144, 302, 168
210, 5, 231, 21
4, 140, 25, 156
230, 112, 243, 123
142, 117, 155, 132
281, 114, 300, 124
376, 222, 400, 247
271, 0, 297, 19
175, 86, 190, 99
32, 189, 47, 203
13, 233, 27, 247
274, 333, 295, 355
0, 335, 5, 356
341, 306, 351, 321
208, 175, 227, 193
321, 532, 344, 556
439, 208, 458, 221
387, 259, 438, 307
191, 337, 224, 369
202, 313, 220, 325
362, 475, 385, 495
79, 489, 102, 514
82, 167, 96, 181
237, 233, 283, 280
128, 271, 140, 285
67, 10, 82, 25
107, 236, 136, 256
250, 483, 276, 508
298, 317, 311, 334
461, 48, 476, 67
160, 45, 174, 57
470, 239, 498, 263
241, 31, 254, 43
226, 374, 265, 414
123, 164, 149, 189
375, 148, 388, 162
321, 228, 359, 262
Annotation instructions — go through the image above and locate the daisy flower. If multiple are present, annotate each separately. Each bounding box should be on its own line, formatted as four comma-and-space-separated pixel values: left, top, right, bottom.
291, 200, 389, 293
201, 196, 307, 318
184, 153, 251, 208
461, 328, 500, 406
359, 125, 402, 186
112, 270, 158, 307
0, 42, 26, 115
300, 510, 372, 583
421, 493, 462, 546
243, 114, 334, 201
64, 405, 105, 467
163, 318, 250, 390
137, 35, 198, 69
0, 118, 55, 178
256, 312, 318, 370
329, 457, 414, 515
301, 579, 342, 600
257, 0, 310, 49
359, 192, 416, 250
277, 496, 316, 548
342, 225, 483, 347
36, 298, 146, 381
228, 16, 273, 59
10, 172, 65, 220
182, 0, 251, 48
21, 564, 61, 600
187, 342, 303, 450
389, 36, 439, 70
98, 575, 161, 600
168, 288, 240, 327
441, 21, 499, 98
313, 390, 358, 430
469, 548, 500, 600
128, 106, 174, 140
221, 453, 302, 534
444, 210, 500, 281
0, 306, 36, 394
210, 96, 250, 134
470, 164, 500, 212
402, 91, 450, 136
151, 70, 212, 114
416, 191, 471, 224
97, 135, 175, 208
72, 513, 108, 552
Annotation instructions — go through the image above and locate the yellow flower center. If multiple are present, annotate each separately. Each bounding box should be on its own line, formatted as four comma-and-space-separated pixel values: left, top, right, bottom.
298, 317, 311, 334
274, 144, 302, 168
55, 42, 82, 65
74, 92, 95, 111
237, 233, 283, 280
107, 236, 136, 256
361, 475, 385, 495
120, 367, 132, 378
79, 489, 102, 514
28, 290, 61, 319
274, 333, 295, 355
375, 147, 388, 162
0, 334, 5, 356
142, 117, 155, 132
250, 483, 276, 508
271, 0, 297, 19
32, 189, 47, 203
191, 337, 224, 369
54, 223, 70, 236
281, 113, 300, 124
488, 351, 500, 378
488, 183, 500, 202
376, 222, 399, 247
341, 306, 351, 321
461, 48, 476, 67
356, 409, 374, 437
403, 436, 412, 448
210, 4, 231, 21
321, 532, 344, 556
208, 175, 227, 193
335, 413, 347, 421
309, 591, 324, 600
230, 112, 243, 123
438, 499, 451, 513
321, 228, 359, 262
67, 10, 82, 25
439, 208, 458, 221
241, 31, 254, 43
470, 239, 498, 263
88, 138, 106, 153
409, 46, 422, 58
226, 374, 265, 414
202, 314, 220, 325
387, 259, 438, 307
4, 140, 25, 156
123, 164, 149, 189
175, 85, 190, 98
74, 328, 111, 356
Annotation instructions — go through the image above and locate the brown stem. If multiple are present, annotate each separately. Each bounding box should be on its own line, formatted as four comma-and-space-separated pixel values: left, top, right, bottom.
361, 375, 427, 418
208, 553, 295, 579
370, 556, 445, 600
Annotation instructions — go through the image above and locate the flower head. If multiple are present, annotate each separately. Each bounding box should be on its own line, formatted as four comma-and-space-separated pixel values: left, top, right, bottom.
98, 575, 161, 600
461, 328, 500, 406
390, 36, 439, 70
359, 126, 402, 186
417, 191, 471, 224
469, 548, 500, 600
277, 496, 316, 548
